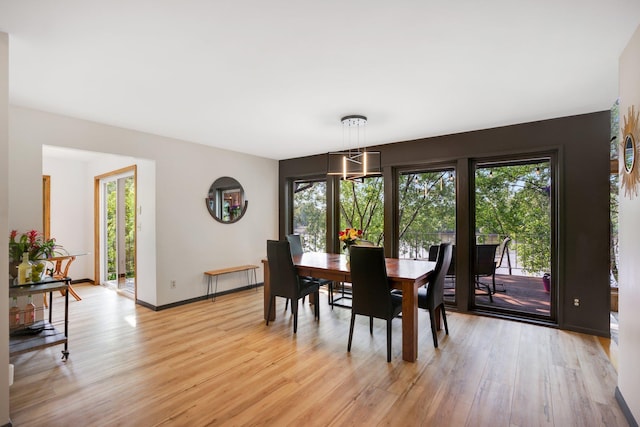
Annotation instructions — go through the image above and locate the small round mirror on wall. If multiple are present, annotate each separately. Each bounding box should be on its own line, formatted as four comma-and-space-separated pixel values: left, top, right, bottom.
624, 134, 636, 173
206, 177, 248, 224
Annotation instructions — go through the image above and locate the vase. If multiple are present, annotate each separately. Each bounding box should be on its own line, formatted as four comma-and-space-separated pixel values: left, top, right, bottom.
542, 273, 551, 293
30, 261, 46, 283
344, 244, 352, 262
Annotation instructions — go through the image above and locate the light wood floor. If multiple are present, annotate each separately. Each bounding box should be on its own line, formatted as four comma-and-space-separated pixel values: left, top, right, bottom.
10, 283, 626, 426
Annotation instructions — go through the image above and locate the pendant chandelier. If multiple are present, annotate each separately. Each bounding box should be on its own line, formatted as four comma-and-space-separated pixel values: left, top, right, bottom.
327, 115, 382, 181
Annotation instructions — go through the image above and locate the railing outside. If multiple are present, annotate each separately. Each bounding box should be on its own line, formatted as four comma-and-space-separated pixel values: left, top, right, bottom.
296, 230, 548, 277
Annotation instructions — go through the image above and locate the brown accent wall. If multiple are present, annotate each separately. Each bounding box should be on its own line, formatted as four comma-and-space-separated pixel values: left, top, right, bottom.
279, 111, 611, 336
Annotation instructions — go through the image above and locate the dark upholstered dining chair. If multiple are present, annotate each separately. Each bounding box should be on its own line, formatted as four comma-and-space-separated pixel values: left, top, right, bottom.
430, 244, 455, 298
418, 243, 453, 348
266, 240, 320, 333
347, 245, 403, 362
475, 244, 498, 302
286, 234, 334, 307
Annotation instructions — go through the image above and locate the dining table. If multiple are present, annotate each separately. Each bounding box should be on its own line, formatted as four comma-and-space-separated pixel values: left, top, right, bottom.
262, 252, 435, 363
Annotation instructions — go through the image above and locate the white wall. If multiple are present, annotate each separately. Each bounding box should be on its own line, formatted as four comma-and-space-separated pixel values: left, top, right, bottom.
9, 106, 278, 307
618, 24, 640, 424
42, 154, 92, 278
1, 31, 11, 427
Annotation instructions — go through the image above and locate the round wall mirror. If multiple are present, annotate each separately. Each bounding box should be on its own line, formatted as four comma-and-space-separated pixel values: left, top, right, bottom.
624, 134, 636, 173
206, 177, 248, 224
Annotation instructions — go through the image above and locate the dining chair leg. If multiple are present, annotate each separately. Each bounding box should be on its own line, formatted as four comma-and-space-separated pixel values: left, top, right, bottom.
328, 282, 334, 308
441, 304, 449, 335
348, 313, 356, 352
386, 319, 392, 362
315, 291, 320, 320
292, 300, 299, 333
370, 317, 373, 334
284, 298, 289, 311
429, 310, 438, 348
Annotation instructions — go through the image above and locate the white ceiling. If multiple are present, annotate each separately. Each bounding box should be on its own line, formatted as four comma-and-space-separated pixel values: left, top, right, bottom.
2, 1, 640, 161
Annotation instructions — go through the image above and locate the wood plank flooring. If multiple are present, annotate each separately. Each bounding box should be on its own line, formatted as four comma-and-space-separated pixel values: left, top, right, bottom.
9, 284, 626, 426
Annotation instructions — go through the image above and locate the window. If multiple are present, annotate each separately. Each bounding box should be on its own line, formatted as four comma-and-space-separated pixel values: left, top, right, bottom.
340, 177, 384, 249
292, 179, 327, 252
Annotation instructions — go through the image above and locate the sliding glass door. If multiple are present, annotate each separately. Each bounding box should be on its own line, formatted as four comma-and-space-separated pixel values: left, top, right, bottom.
473, 159, 553, 319
98, 169, 136, 294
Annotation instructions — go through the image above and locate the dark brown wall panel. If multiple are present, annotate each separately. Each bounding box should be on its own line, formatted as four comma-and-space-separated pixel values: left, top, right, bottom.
279, 111, 611, 336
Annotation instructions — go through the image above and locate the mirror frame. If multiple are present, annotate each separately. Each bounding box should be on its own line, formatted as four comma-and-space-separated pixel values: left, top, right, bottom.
205, 177, 248, 224
621, 105, 640, 199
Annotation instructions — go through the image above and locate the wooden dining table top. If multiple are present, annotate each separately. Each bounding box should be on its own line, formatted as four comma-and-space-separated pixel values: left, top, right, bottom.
292, 252, 435, 289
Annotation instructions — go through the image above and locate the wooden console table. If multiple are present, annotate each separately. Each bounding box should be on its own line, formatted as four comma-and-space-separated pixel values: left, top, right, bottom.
204, 265, 259, 301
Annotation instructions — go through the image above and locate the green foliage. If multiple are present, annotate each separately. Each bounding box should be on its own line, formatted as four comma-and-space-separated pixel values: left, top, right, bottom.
105, 176, 136, 281
398, 171, 456, 257
475, 163, 551, 274
8, 229, 64, 262
340, 177, 384, 246
292, 162, 553, 276
106, 181, 117, 280
292, 181, 327, 252
125, 176, 136, 278
610, 98, 620, 284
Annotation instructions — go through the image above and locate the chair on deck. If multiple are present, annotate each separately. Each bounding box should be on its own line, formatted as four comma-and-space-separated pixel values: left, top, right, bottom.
348, 245, 403, 362
266, 240, 320, 333
492, 237, 512, 292
286, 234, 334, 307
475, 244, 498, 302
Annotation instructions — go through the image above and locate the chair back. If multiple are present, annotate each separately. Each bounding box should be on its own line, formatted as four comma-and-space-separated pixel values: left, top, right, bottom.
475, 244, 499, 276
349, 246, 394, 319
266, 240, 298, 299
495, 237, 512, 272
428, 245, 439, 262
286, 234, 304, 256
425, 243, 453, 309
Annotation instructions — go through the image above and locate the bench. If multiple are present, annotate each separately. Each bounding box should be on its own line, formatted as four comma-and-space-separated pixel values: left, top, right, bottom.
204, 265, 259, 301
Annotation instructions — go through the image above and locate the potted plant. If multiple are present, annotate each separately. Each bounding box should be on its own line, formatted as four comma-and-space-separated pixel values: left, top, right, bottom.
8, 230, 64, 281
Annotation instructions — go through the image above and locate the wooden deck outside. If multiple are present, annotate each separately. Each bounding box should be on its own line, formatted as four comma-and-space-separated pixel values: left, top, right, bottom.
445, 273, 551, 316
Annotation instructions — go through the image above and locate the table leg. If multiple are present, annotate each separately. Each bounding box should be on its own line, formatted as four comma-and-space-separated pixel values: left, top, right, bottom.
401, 281, 418, 362
262, 261, 275, 321
66, 284, 82, 301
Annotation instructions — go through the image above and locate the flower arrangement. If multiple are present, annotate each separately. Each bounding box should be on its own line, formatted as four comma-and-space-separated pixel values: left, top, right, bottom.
338, 228, 363, 250
9, 230, 62, 262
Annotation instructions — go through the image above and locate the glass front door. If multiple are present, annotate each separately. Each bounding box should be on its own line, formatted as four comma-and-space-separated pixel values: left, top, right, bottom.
100, 172, 136, 294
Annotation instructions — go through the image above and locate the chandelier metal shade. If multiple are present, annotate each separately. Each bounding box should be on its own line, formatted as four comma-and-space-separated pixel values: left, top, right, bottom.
327, 115, 382, 181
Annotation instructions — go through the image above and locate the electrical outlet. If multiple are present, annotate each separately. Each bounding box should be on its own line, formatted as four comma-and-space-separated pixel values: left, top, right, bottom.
573, 298, 580, 307
170, 280, 176, 289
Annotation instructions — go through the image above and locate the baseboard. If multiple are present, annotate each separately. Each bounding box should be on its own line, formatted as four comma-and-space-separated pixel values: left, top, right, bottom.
616, 387, 639, 427
71, 278, 94, 285
136, 282, 264, 311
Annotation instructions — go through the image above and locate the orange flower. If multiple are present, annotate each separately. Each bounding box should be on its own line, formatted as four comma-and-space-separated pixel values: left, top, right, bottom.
338, 228, 362, 248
